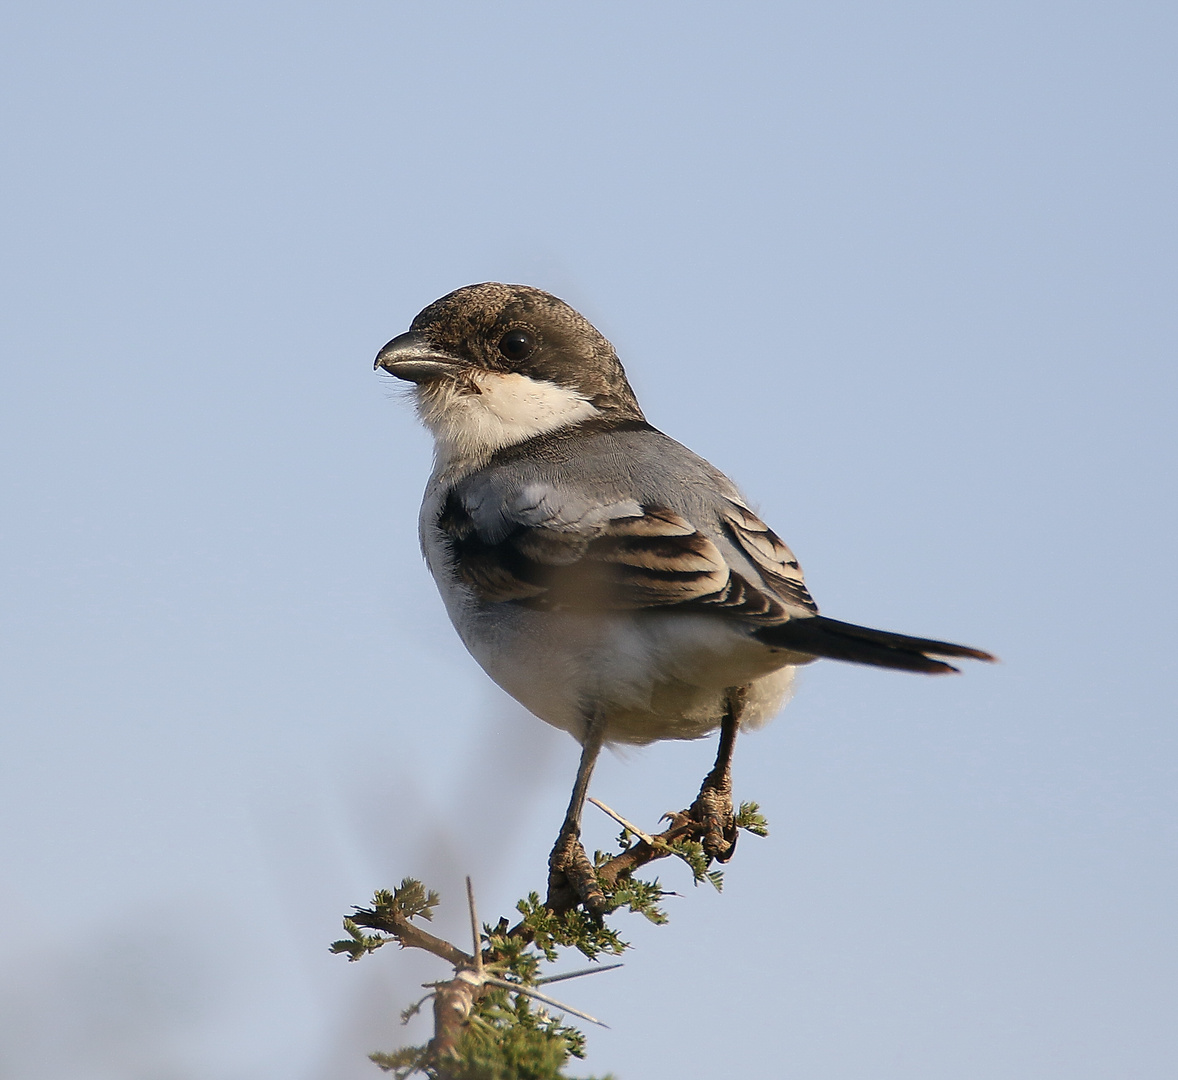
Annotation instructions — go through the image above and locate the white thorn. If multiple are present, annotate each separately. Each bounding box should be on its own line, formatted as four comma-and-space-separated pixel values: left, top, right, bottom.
465, 876, 483, 975
532, 962, 624, 986
485, 977, 609, 1028
588, 796, 658, 846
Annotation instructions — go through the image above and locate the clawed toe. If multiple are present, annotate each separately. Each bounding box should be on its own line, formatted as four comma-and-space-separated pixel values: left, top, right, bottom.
547, 827, 609, 917
686, 693, 741, 864
689, 783, 738, 864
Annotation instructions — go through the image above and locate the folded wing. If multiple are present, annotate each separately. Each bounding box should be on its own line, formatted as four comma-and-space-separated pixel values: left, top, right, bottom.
436, 483, 795, 618
436, 479, 995, 674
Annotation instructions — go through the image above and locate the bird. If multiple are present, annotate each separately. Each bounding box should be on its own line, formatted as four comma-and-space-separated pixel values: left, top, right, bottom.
375, 282, 994, 914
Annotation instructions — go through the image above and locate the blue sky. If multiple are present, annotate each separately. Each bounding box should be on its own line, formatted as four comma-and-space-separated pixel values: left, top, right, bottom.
1, 3, 1175, 1077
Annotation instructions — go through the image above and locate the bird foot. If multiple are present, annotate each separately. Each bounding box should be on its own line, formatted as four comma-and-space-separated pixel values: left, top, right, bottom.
546, 826, 609, 917
688, 779, 738, 864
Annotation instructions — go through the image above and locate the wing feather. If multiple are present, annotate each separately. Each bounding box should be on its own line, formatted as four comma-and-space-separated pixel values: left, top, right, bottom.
720, 498, 818, 613
437, 486, 797, 617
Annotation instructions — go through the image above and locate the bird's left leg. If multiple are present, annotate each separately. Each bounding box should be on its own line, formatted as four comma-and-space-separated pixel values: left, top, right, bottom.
546, 709, 609, 916
689, 685, 748, 864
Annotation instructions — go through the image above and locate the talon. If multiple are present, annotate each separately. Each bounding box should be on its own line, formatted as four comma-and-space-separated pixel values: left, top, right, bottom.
689, 782, 738, 864
682, 688, 743, 863
547, 827, 610, 917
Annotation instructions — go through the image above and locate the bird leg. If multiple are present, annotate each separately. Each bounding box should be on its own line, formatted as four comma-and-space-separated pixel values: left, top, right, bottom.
688, 686, 747, 864
546, 711, 609, 917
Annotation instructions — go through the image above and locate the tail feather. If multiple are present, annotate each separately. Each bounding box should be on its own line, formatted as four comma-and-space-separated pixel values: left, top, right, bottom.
756, 615, 996, 675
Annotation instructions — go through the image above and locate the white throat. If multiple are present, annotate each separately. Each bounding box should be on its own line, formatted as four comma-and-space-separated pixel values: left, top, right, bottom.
415, 370, 600, 473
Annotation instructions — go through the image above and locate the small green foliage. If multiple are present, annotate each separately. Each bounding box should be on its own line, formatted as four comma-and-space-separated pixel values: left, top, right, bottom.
347, 795, 767, 1077
370, 1046, 431, 1078
482, 925, 543, 984
516, 893, 627, 961
400, 994, 432, 1025
666, 837, 724, 891
735, 801, 769, 837
454, 988, 593, 1080
374, 878, 442, 922
370, 993, 613, 1080
331, 879, 442, 961
601, 875, 668, 925
331, 917, 391, 961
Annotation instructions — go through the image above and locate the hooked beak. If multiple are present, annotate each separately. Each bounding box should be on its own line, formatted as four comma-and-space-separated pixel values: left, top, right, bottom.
374, 331, 468, 383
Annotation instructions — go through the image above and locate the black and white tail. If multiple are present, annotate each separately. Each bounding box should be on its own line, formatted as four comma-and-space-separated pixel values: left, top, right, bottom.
756, 615, 996, 675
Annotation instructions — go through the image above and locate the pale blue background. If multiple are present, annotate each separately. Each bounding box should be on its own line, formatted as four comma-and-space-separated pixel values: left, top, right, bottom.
1, 3, 1175, 1078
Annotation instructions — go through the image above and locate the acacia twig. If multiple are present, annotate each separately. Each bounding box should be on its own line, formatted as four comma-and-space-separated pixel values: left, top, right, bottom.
348, 907, 472, 968
343, 796, 758, 1077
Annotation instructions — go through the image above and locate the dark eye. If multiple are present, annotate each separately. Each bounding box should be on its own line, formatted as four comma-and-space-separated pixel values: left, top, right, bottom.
498, 328, 536, 361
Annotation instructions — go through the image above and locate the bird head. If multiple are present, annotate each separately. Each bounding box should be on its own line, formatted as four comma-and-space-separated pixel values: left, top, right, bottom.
376, 284, 645, 466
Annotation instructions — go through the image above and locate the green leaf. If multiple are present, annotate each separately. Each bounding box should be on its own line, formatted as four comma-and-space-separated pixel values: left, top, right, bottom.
329, 917, 390, 961
735, 801, 770, 837
602, 875, 669, 925
375, 878, 442, 922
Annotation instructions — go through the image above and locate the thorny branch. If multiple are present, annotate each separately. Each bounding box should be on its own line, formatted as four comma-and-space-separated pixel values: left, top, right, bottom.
349, 906, 472, 968
336, 795, 768, 1078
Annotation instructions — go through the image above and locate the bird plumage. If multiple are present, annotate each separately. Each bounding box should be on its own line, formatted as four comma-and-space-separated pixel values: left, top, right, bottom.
377, 282, 993, 750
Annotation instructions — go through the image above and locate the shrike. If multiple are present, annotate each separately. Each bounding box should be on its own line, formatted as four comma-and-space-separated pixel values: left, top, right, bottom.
376, 283, 993, 913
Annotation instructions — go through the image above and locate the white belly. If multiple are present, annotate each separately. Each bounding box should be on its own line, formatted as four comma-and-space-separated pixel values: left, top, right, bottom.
444, 586, 803, 746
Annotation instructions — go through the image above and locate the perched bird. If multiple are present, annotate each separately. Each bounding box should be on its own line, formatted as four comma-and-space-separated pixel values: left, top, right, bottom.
376, 283, 993, 913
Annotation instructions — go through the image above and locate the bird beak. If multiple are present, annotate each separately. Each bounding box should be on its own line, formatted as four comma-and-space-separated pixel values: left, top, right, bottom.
374, 331, 468, 383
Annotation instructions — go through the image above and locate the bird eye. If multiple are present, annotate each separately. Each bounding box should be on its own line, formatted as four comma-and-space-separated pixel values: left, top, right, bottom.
498, 328, 536, 361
